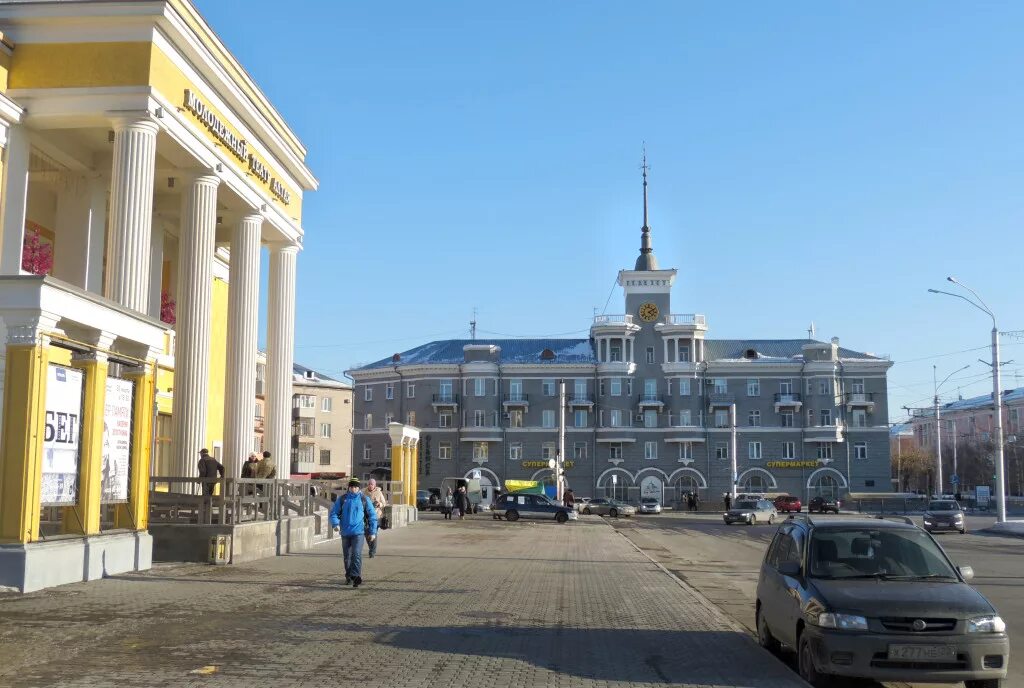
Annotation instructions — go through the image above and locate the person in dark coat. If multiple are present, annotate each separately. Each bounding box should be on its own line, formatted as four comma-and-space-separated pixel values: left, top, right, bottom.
241, 453, 259, 479
724, 493, 732, 510
563, 489, 576, 510
197, 449, 224, 496
693, 492, 701, 512
453, 485, 470, 520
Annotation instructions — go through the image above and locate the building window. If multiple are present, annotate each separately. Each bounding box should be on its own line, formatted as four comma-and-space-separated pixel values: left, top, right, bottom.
509, 442, 522, 461
384, 412, 394, 425
508, 409, 523, 427
644, 441, 657, 460
646, 347, 655, 364
365, 386, 373, 402
626, 378, 633, 396
747, 379, 760, 397
320, 449, 331, 465
713, 378, 727, 394
817, 442, 833, 460
439, 411, 452, 428
542, 379, 556, 396
781, 411, 794, 428
780, 380, 793, 395
438, 442, 452, 460
574, 442, 587, 460
715, 442, 728, 460
644, 379, 656, 398
676, 409, 692, 427
321, 397, 332, 412
678, 378, 690, 396
406, 411, 416, 426
473, 442, 488, 461
679, 442, 693, 460
407, 383, 415, 399
474, 378, 485, 397
610, 379, 622, 396
1010, 408, 1020, 432
609, 443, 623, 460
852, 409, 866, 428
678, 343, 690, 362
541, 443, 555, 460
714, 410, 728, 428
385, 383, 393, 400
574, 379, 586, 398
610, 344, 622, 362
320, 423, 332, 438
294, 394, 316, 409
610, 409, 623, 427
542, 410, 556, 428
807, 409, 814, 426
440, 379, 453, 399
643, 409, 657, 428
363, 444, 372, 461
851, 378, 865, 394
782, 441, 795, 459
575, 409, 588, 427
509, 379, 523, 400
854, 442, 867, 460
599, 379, 606, 396
294, 418, 314, 436
748, 410, 761, 427
474, 410, 486, 427
806, 378, 815, 396
749, 441, 762, 460
364, 414, 373, 430
820, 409, 832, 426
818, 379, 832, 396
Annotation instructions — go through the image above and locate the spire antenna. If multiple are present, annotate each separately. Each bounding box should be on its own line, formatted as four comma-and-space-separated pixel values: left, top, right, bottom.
634, 143, 659, 271
641, 142, 650, 229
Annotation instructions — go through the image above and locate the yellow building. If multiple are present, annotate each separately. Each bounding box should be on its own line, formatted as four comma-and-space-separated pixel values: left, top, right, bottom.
0, 0, 316, 592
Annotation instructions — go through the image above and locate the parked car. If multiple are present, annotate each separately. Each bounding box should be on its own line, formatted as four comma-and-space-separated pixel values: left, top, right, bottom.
574, 497, 593, 513
582, 498, 636, 518
415, 490, 431, 511
755, 515, 1008, 687
923, 499, 967, 534
638, 498, 662, 514
774, 495, 802, 513
808, 496, 841, 514
724, 499, 778, 525
496, 493, 578, 524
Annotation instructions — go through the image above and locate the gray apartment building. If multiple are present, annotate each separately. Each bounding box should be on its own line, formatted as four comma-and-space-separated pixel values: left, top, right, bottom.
290, 364, 353, 478
347, 175, 893, 507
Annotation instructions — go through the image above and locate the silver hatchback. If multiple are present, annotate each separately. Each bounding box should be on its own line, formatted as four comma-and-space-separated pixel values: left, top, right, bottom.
724, 499, 778, 526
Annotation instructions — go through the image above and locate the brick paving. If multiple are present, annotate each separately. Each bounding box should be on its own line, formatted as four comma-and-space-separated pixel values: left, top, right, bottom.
0, 514, 806, 687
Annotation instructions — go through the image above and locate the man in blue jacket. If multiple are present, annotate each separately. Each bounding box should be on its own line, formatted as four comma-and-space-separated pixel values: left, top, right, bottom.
329, 477, 378, 588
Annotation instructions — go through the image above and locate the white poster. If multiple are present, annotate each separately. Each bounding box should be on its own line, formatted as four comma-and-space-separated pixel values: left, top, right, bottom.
640, 475, 663, 500
102, 377, 134, 503
41, 364, 84, 505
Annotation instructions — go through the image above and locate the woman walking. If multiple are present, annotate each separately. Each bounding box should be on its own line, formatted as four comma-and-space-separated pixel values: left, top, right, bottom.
443, 488, 454, 520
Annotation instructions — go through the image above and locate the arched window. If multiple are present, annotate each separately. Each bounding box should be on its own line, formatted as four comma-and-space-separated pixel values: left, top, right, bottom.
741, 473, 769, 494
811, 473, 839, 499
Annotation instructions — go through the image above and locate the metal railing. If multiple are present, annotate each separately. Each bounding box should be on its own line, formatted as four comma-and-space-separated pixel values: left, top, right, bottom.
569, 394, 594, 405
503, 393, 530, 403
638, 394, 665, 405
845, 392, 875, 403
774, 393, 802, 404
593, 314, 634, 326
432, 393, 460, 404
148, 477, 322, 526
664, 314, 706, 326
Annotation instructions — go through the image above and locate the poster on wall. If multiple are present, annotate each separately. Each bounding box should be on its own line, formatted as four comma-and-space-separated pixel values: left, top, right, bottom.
41, 364, 84, 505
640, 475, 663, 500
101, 377, 135, 503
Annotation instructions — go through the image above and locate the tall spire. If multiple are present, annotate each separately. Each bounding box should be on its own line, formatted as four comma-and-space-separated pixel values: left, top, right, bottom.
635, 143, 659, 271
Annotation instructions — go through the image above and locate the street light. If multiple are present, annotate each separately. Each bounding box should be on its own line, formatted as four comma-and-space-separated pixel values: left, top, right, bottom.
928, 278, 1008, 522
934, 364, 970, 495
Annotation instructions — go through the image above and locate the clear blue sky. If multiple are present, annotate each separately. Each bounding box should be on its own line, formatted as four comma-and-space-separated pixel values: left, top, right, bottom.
196, 0, 1023, 420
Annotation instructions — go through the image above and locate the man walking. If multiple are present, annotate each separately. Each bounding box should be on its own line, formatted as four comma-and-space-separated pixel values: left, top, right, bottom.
256, 450, 277, 479
330, 478, 378, 588
365, 478, 387, 558
197, 448, 224, 496
453, 485, 470, 520
563, 488, 576, 510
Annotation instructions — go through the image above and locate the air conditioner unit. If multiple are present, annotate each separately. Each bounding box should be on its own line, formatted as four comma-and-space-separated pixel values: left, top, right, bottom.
502, 413, 511, 420
635, 414, 644, 422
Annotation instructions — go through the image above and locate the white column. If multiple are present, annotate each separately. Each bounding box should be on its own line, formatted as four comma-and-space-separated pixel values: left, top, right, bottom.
0, 124, 31, 274
222, 213, 262, 478
86, 177, 108, 294
105, 118, 159, 312
171, 173, 220, 477
53, 174, 91, 287
147, 221, 164, 319
265, 243, 299, 473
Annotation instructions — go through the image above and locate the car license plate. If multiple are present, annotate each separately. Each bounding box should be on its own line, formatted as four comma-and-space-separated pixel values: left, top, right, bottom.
887, 644, 957, 662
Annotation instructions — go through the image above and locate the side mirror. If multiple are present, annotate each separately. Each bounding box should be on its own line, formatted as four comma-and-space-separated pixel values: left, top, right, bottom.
778, 561, 801, 577
958, 566, 975, 581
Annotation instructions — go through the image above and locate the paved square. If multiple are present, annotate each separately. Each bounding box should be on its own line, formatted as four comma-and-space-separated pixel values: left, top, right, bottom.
0, 515, 806, 687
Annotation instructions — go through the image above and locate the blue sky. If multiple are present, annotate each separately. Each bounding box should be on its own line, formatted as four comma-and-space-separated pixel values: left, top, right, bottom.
196, 1, 1023, 420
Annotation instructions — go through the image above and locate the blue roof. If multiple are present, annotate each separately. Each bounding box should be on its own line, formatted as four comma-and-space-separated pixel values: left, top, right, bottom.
352, 337, 879, 371
939, 388, 1024, 413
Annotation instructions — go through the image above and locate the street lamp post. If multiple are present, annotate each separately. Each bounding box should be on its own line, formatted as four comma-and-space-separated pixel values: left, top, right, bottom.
934, 364, 969, 495
928, 278, 1008, 522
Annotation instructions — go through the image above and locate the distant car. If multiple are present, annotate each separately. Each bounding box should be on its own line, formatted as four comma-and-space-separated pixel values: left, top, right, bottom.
638, 498, 662, 514
923, 499, 967, 534
755, 515, 1007, 687
724, 499, 777, 526
774, 495, 802, 513
574, 497, 593, 513
583, 498, 636, 518
497, 493, 578, 524
415, 490, 431, 511
808, 496, 841, 514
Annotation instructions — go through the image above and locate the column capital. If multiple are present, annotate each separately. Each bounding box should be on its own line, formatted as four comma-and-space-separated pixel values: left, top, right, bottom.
268, 241, 300, 256
181, 171, 222, 189
4, 314, 59, 346
238, 212, 264, 227
110, 114, 160, 135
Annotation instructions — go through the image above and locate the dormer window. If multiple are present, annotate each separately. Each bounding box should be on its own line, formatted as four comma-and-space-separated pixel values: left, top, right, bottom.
540, 348, 555, 361
744, 348, 758, 359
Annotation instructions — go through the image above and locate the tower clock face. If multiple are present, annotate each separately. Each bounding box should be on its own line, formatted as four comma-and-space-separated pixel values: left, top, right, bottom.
638, 302, 660, 322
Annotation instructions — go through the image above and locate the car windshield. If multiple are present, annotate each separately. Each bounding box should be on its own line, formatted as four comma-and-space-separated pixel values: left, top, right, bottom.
735, 501, 758, 509
809, 527, 959, 580
642, 498, 658, 504
928, 501, 959, 511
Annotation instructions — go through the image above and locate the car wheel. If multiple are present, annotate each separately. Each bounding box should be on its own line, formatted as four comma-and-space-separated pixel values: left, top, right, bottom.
768, 514, 775, 525
556, 511, 568, 524
505, 510, 519, 522
583, 508, 592, 515
798, 633, 832, 688
960, 528, 967, 535
747, 516, 754, 526
610, 508, 619, 518
756, 605, 780, 654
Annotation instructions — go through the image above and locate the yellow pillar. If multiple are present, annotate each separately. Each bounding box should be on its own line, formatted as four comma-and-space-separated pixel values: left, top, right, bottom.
408, 441, 418, 507
0, 340, 50, 544
391, 441, 404, 504
63, 353, 108, 535
115, 365, 156, 530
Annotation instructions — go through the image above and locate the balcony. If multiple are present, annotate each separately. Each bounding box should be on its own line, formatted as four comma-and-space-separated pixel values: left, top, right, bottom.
593, 314, 634, 326
568, 394, 594, 408
502, 393, 530, 408
291, 459, 316, 474
804, 422, 845, 442
845, 392, 876, 411
431, 393, 460, 409
293, 422, 315, 438
638, 394, 665, 408
254, 414, 265, 433
667, 414, 701, 429
708, 393, 735, 408
293, 404, 316, 418
774, 393, 803, 411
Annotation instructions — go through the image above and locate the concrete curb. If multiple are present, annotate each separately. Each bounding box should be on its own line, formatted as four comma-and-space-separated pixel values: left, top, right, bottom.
984, 521, 1024, 539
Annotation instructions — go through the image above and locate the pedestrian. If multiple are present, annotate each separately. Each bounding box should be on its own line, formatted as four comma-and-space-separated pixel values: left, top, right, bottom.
685, 492, 693, 511
365, 478, 388, 558
197, 448, 224, 496
256, 450, 277, 479
724, 492, 732, 510
329, 477, 378, 588
241, 452, 259, 479
563, 488, 576, 510
453, 485, 470, 520
443, 488, 454, 520
693, 492, 701, 512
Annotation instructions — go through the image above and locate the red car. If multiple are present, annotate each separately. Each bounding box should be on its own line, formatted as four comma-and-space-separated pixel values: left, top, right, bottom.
773, 495, 801, 513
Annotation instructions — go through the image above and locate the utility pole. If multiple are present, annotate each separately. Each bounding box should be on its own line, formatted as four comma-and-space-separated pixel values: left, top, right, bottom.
730, 402, 738, 500
469, 308, 477, 340
934, 365, 943, 496
557, 378, 566, 503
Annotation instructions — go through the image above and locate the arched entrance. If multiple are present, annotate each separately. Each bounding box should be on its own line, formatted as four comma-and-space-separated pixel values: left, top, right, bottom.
807, 467, 847, 500
737, 468, 777, 495
636, 468, 670, 504
529, 469, 570, 500
596, 467, 634, 502
668, 468, 708, 509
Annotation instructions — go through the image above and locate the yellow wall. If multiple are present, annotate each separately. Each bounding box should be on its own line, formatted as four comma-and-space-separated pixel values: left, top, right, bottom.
205, 277, 229, 451
0, 48, 12, 91
9, 42, 151, 89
